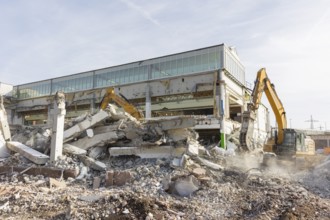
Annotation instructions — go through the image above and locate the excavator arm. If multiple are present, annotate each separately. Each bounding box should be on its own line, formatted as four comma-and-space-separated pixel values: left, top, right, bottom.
240, 68, 287, 151
100, 87, 144, 120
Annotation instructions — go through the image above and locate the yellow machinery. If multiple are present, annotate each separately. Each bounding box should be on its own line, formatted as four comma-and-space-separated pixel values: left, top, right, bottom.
239, 68, 315, 158
100, 87, 144, 120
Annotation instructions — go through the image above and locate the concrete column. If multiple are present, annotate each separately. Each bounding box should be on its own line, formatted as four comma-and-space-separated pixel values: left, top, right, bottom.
213, 71, 220, 118
90, 95, 95, 114
50, 92, 66, 162
145, 84, 151, 118
47, 104, 53, 127
219, 69, 226, 149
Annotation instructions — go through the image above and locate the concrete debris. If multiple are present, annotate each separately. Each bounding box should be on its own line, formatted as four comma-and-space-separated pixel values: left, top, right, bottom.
186, 138, 200, 156
49, 177, 66, 188
78, 195, 103, 203
0, 165, 78, 179
7, 141, 49, 165
86, 129, 94, 138
194, 156, 224, 171
174, 175, 200, 197
78, 155, 106, 171
92, 176, 101, 189
109, 146, 186, 159
63, 143, 87, 155
1, 98, 330, 219
12, 127, 51, 154
76, 165, 88, 180
163, 175, 200, 197
71, 131, 120, 150
191, 167, 206, 177
63, 109, 110, 143
105, 170, 132, 186
88, 145, 106, 159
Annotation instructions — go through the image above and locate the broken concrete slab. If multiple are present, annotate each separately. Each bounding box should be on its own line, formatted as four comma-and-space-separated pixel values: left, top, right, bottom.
192, 167, 206, 177
49, 178, 67, 188
145, 116, 195, 131
93, 124, 119, 135
105, 170, 132, 186
0, 166, 78, 179
186, 141, 199, 156
7, 141, 49, 165
71, 132, 119, 151
88, 146, 106, 159
76, 166, 88, 180
63, 144, 87, 155
78, 155, 106, 171
195, 157, 224, 171
109, 146, 186, 158
78, 195, 103, 203
93, 177, 101, 189
63, 110, 110, 143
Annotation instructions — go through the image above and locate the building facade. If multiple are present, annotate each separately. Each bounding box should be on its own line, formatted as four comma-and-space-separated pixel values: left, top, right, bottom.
5, 44, 269, 145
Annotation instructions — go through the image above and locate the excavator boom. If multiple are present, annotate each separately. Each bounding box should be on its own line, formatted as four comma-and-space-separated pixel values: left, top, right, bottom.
240, 68, 287, 151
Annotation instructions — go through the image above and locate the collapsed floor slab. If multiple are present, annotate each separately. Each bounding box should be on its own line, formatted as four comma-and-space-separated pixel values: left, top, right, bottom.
145, 116, 195, 131
109, 146, 186, 158
71, 132, 120, 150
63, 110, 110, 143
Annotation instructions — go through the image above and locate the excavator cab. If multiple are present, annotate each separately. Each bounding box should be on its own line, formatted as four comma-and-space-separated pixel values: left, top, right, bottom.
273, 129, 299, 158
264, 128, 313, 159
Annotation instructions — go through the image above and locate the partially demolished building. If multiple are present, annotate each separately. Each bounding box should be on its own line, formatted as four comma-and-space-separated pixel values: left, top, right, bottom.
5, 44, 269, 146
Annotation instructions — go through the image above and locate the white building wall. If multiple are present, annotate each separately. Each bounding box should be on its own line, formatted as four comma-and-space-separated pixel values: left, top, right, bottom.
0, 82, 13, 96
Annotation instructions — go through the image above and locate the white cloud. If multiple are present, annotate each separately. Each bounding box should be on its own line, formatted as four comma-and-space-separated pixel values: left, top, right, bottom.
118, 0, 161, 26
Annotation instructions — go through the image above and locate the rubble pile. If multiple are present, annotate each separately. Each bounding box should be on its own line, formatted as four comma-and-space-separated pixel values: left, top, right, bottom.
0, 154, 330, 219
295, 155, 330, 198
0, 104, 329, 219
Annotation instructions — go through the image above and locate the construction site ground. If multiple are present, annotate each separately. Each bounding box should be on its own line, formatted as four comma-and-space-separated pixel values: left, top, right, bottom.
0, 153, 330, 220
0, 104, 329, 219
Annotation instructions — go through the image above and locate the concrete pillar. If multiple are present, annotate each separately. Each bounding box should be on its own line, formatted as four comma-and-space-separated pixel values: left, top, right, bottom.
90, 95, 95, 114
50, 92, 66, 162
145, 84, 151, 118
0, 96, 10, 141
213, 71, 220, 118
47, 104, 53, 127
219, 69, 226, 149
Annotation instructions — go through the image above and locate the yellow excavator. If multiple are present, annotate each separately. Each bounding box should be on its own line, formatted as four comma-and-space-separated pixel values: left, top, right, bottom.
239, 68, 315, 159
100, 87, 144, 120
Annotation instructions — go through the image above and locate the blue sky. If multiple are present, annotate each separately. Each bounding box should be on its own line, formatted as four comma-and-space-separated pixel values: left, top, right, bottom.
0, 0, 330, 129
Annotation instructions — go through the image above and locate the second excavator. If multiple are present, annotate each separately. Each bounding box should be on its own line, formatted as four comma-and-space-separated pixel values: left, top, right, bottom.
100, 87, 144, 120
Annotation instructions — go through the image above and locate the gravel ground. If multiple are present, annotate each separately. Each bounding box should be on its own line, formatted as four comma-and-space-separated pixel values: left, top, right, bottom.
0, 153, 330, 220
